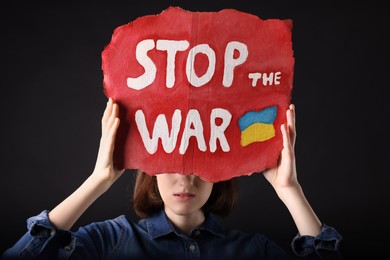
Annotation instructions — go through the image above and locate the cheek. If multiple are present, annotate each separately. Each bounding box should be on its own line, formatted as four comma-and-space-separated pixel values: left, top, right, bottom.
199, 184, 214, 202
156, 177, 170, 200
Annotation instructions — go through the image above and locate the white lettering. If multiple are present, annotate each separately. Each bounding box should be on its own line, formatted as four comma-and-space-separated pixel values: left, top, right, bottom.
179, 109, 207, 154
127, 40, 253, 89
156, 40, 189, 88
186, 44, 216, 87
248, 72, 261, 87
127, 39, 157, 90
135, 109, 182, 154
136, 108, 231, 154
223, 41, 248, 87
248, 71, 282, 86
209, 108, 232, 152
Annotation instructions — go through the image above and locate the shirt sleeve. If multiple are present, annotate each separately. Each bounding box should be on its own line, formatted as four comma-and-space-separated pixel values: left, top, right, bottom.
1, 210, 76, 259
291, 223, 343, 259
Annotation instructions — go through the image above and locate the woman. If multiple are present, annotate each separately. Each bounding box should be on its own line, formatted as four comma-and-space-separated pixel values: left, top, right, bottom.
2, 98, 342, 259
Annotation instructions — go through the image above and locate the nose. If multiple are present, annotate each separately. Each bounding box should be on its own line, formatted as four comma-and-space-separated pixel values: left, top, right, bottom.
178, 174, 195, 186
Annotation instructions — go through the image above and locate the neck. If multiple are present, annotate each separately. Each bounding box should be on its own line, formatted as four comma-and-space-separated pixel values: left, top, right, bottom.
164, 208, 205, 235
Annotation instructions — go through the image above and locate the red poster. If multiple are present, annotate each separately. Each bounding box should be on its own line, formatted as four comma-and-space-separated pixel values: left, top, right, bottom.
102, 6, 294, 182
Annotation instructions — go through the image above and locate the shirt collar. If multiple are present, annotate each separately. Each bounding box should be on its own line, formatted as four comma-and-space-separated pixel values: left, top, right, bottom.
143, 210, 226, 239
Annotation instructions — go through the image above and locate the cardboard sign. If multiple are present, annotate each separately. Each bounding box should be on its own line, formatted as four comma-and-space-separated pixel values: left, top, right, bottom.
102, 6, 294, 182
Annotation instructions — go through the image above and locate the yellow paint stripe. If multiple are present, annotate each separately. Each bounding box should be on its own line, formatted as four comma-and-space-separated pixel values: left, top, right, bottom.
240, 123, 275, 147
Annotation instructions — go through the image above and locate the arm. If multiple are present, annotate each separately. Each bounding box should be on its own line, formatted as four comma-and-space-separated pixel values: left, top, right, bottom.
263, 104, 322, 237
48, 98, 124, 230
1, 98, 125, 259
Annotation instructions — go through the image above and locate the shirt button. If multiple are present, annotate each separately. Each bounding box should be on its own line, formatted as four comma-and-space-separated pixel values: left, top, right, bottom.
189, 244, 196, 252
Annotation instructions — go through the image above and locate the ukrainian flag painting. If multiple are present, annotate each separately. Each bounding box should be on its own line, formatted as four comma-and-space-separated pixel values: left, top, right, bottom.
238, 106, 277, 147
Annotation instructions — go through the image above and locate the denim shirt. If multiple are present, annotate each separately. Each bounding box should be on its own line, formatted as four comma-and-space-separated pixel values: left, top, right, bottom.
2, 210, 342, 259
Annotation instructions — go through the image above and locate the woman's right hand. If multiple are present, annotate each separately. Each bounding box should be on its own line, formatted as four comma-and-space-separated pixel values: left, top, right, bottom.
92, 98, 125, 190
48, 98, 125, 230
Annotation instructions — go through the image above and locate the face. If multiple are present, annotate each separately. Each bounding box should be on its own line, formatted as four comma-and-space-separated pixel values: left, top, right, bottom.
156, 173, 213, 218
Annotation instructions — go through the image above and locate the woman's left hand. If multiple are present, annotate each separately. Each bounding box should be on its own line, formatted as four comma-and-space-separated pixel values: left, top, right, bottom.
263, 104, 299, 194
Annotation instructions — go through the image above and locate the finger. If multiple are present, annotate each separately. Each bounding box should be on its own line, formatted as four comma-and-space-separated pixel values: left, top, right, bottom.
108, 118, 120, 144
105, 118, 119, 155
286, 104, 296, 146
286, 104, 294, 131
105, 103, 120, 141
280, 123, 291, 152
102, 98, 114, 126
106, 103, 119, 130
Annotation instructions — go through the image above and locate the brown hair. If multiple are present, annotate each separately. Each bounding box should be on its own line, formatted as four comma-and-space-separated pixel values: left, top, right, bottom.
132, 170, 238, 219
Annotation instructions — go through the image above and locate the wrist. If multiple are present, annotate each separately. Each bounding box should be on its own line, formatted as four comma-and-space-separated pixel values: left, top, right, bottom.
275, 184, 304, 205
87, 171, 115, 195
276, 185, 322, 236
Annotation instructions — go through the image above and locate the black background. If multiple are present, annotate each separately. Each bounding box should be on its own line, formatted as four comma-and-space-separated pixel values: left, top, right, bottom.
1, 1, 388, 258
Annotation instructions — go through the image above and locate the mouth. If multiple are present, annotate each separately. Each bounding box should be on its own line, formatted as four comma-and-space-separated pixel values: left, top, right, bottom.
173, 192, 195, 200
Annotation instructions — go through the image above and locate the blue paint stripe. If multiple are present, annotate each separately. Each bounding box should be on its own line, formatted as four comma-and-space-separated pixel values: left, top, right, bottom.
238, 106, 277, 131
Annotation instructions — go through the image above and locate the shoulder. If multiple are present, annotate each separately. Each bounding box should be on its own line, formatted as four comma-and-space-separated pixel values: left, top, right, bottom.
215, 228, 291, 258
205, 214, 270, 243
75, 215, 143, 243
204, 214, 277, 247
224, 228, 272, 244
72, 215, 147, 255
84, 215, 139, 231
